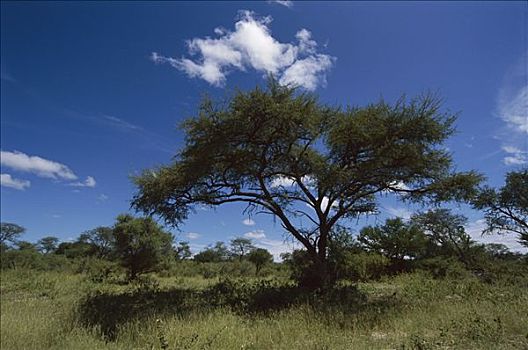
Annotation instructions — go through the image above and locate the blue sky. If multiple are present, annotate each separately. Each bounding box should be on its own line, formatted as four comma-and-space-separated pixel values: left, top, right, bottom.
1, 1, 527, 256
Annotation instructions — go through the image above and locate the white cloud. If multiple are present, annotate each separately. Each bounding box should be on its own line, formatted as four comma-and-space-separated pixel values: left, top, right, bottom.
1, 150, 77, 180
256, 237, 301, 261
496, 55, 528, 165
70, 176, 97, 188
279, 54, 334, 91
502, 146, 527, 165
270, 175, 296, 188
270, 0, 293, 8
0, 173, 30, 190
498, 85, 528, 135
244, 230, 266, 239
242, 218, 256, 226
270, 174, 314, 188
385, 206, 412, 220
186, 232, 201, 240
152, 11, 334, 91
466, 219, 527, 253
97, 194, 109, 202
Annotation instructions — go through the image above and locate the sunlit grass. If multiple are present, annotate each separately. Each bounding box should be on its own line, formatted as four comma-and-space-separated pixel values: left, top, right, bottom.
1, 269, 527, 349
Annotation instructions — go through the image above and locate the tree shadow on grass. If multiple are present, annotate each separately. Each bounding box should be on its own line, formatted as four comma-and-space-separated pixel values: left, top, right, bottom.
77, 279, 399, 341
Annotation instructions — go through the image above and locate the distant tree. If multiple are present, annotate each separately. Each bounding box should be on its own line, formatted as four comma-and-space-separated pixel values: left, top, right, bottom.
358, 218, 429, 264
175, 241, 192, 260
0, 222, 25, 246
55, 241, 92, 258
132, 81, 482, 287
37, 236, 59, 254
247, 248, 273, 274
16, 241, 37, 252
411, 209, 474, 264
473, 169, 528, 247
194, 241, 229, 263
112, 214, 174, 279
230, 237, 255, 261
79, 226, 115, 258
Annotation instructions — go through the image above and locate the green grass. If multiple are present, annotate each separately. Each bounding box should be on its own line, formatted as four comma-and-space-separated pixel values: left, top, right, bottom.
1, 269, 527, 349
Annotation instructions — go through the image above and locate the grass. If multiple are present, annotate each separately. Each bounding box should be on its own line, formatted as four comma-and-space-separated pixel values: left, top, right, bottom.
1, 268, 527, 349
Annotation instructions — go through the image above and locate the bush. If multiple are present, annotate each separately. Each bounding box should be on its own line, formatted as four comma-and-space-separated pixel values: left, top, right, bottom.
79, 258, 120, 283
1, 250, 73, 272
415, 256, 471, 279
337, 252, 391, 281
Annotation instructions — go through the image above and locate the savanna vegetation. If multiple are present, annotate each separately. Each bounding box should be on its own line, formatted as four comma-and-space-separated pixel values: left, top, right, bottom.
1, 82, 527, 349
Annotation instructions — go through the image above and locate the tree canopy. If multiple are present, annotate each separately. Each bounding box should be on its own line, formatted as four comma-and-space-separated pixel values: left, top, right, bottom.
0, 222, 25, 246
112, 214, 174, 279
473, 169, 528, 247
133, 81, 482, 286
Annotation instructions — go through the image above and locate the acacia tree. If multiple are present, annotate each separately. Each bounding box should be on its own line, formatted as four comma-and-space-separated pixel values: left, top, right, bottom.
37, 236, 59, 254
0, 222, 25, 247
473, 169, 527, 247
230, 237, 255, 261
133, 82, 481, 287
112, 214, 174, 279
411, 209, 474, 264
247, 248, 273, 275
358, 218, 428, 262
79, 226, 115, 258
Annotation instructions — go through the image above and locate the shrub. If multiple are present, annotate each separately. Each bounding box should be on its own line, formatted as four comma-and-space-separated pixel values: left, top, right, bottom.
337, 252, 391, 281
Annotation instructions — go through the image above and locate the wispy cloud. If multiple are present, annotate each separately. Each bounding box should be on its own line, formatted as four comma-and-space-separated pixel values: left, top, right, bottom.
186, 232, 201, 240
384, 206, 412, 220
70, 176, 97, 188
244, 230, 266, 239
496, 54, 528, 166
151, 11, 334, 91
242, 218, 256, 226
466, 219, 527, 253
97, 194, 109, 202
502, 146, 527, 165
0, 173, 30, 190
269, 0, 293, 8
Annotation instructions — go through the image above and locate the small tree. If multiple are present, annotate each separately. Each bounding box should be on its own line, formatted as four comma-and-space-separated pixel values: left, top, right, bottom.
247, 248, 273, 275
37, 236, 59, 254
0, 222, 25, 247
194, 241, 229, 263
175, 241, 192, 260
16, 241, 37, 252
112, 214, 174, 279
411, 209, 474, 264
79, 226, 115, 258
230, 237, 255, 261
358, 218, 428, 270
473, 169, 528, 247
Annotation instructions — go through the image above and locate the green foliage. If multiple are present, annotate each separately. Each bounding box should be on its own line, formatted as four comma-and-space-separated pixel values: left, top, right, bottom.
247, 248, 273, 275
337, 252, 391, 281
229, 237, 255, 261
194, 241, 229, 263
411, 209, 475, 263
55, 241, 92, 259
132, 81, 482, 288
473, 169, 528, 247
175, 241, 192, 260
37, 236, 59, 254
112, 214, 174, 280
1, 249, 73, 271
358, 218, 428, 263
78, 226, 115, 258
0, 222, 25, 246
